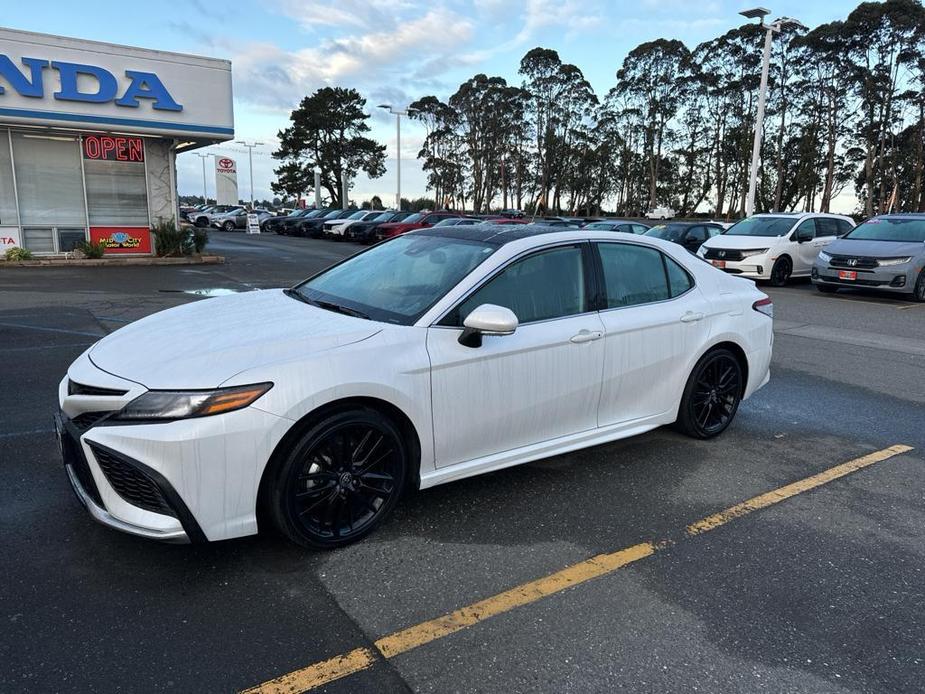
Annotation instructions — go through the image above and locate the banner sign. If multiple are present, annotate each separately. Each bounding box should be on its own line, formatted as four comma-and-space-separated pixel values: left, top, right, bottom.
246, 213, 260, 234
83, 134, 144, 162
89, 226, 152, 254
0, 226, 22, 251
215, 156, 238, 205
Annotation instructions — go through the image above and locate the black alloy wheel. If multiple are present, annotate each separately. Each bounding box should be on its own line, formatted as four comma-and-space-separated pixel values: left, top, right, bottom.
913, 270, 925, 303
268, 409, 407, 548
675, 348, 744, 439
768, 257, 792, 287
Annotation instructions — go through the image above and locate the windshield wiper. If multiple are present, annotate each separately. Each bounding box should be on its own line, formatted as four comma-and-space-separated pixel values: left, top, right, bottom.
315, 300, 370, 320
283, 287, 313, 305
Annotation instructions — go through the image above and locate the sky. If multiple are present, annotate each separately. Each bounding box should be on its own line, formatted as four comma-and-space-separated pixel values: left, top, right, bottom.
4, 0, 863, 210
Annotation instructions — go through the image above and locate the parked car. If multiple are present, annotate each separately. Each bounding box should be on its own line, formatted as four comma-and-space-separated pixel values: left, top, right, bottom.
57, 226, 772, 548
432, 217, 481, 227
484, 218, 530, 226
269, 209, 326, 234
324, 210, 386, 239
646, 206, 676, 220
528, 218, 581, 228
812, 214, 925, 301
344, 211, 412, 243
189, 205, 243, 227
698, 213, 855, 286
211, 209, 273, 232
644, 222, 724, 254
298, 208, 357, 238
374, 211, 461, 241
584, 220, 651, 234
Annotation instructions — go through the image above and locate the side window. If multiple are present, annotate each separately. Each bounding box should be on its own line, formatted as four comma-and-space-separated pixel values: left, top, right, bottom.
597, 243, 670, 308
449, 245, 587, 326
665, 256, 694, 297
794, 218, 816, 240
687, 226, 708, 243
706, 225, 723, 237
633, 225, 649, 234
816, 218, 838, 237
424, 214, 443, 224
836, 219, 854, 236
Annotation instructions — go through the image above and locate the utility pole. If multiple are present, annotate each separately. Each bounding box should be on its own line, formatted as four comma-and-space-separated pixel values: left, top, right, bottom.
235, 140, 264, 208
378, 105, 416, 210
195, 153, 209, 203
739, 8, 805, 217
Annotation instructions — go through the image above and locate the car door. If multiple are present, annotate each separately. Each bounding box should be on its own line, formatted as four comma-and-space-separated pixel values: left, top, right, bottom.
593, 242, 712, 426
427, 243, 606, 468
791, 218, 821, 274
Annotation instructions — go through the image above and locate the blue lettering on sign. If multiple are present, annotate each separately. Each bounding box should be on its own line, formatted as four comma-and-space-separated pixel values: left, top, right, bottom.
0, 55, 183, 112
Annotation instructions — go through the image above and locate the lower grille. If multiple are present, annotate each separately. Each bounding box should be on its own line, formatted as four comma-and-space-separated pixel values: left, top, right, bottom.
71, 411, 113, 431
61, 427, 103, 507
89, 444, 176, 517
820, 274, 885, 287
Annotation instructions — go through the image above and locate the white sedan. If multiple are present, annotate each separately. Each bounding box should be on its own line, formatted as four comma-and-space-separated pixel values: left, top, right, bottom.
57, 226, 773, 548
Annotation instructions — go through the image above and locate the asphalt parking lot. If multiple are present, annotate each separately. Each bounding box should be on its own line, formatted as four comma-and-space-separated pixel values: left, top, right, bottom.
2, 231, 924, 693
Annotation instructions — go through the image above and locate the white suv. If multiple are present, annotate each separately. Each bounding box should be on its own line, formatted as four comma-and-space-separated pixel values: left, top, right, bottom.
698, 212, 855, 286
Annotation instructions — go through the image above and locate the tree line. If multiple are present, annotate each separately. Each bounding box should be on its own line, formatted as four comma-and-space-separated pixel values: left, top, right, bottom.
273, 0, 925, 218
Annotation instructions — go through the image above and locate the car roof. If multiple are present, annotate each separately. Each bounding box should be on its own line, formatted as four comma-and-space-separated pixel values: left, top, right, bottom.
752, 212, 852, 219
874, 213, 925, 219
416, 223, 574, 246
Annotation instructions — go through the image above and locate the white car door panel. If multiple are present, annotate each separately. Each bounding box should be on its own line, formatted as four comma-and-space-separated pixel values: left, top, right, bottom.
427, 316, 606, 467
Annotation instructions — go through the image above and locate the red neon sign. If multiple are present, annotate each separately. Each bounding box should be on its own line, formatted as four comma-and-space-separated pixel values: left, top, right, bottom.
83, 135, 145, 162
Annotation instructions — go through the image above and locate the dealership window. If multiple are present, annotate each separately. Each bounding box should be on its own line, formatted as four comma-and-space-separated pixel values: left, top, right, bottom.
12, 132, 87, 252
83, 135, 149, 227
0, 129, 18, 227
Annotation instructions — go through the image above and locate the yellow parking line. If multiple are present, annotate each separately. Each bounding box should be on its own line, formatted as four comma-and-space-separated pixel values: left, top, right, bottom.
241, 444, 914, 694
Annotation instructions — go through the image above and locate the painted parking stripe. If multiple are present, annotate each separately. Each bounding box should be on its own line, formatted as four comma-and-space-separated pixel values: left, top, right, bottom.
241, 444, 914, 694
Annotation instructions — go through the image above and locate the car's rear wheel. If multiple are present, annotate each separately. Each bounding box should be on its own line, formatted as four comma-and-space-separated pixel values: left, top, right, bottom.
267, 408, 407, 549
675, 348, 744, 439
768, 257, 791, 287
910, 269, 925, 302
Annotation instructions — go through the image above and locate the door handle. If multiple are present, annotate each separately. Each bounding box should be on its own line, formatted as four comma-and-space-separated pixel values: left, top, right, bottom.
680, 312, 705, 323
570, 329, 604, 343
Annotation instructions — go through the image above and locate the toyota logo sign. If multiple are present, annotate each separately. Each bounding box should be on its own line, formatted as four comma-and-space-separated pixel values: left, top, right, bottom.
217, 158, 235, 172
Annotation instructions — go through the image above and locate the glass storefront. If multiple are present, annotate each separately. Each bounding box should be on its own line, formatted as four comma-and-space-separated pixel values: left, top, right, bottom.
0, 127, 151, 254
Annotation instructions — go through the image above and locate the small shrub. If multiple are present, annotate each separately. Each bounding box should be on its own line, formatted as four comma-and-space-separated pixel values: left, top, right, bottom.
191, 227, 209, 254
151, 218, 192, 257
76, 239, 107, 259
4, 246, 32, 261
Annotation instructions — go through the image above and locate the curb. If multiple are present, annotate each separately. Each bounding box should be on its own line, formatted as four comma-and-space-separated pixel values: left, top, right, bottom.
0, 255, 225, 268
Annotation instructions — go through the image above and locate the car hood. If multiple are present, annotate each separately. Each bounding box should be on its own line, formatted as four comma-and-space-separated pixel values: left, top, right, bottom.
89, 289, 381, 390
824, 238, 924, 258
702, 234, 786, 250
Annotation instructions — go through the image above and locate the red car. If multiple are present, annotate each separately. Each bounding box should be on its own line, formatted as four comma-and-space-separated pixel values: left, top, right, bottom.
375, 211, 460, 241
486, 217, 529, 225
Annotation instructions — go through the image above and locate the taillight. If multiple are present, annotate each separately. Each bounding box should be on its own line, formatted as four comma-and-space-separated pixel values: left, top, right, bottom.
752, 297, 773, 318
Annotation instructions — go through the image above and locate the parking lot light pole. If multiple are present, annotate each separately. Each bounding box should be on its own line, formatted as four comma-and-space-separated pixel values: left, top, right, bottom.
195, 153, 209, 203
378, 105, 416, 210
740, 8, 805, 217
236, 140, 264, 208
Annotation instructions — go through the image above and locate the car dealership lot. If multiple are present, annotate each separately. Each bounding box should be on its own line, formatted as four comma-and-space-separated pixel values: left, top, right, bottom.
2, 231, 924, 693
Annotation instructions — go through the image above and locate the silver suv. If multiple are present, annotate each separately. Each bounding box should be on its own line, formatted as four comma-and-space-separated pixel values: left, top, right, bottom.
812, 214, 925, 301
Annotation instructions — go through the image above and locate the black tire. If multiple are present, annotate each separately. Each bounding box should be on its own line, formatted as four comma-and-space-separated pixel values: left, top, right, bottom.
223, 221, 235, 232
913, 270, 925, 303
816, 284, 837, 294
266, 408, 408, 549
194, 217, 208, 228
768, 257, 792, 287
674, 348, 744, 439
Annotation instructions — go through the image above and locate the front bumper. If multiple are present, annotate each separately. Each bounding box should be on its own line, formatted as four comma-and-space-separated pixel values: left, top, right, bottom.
703, 256, 771, 279
811, 262, 915, 292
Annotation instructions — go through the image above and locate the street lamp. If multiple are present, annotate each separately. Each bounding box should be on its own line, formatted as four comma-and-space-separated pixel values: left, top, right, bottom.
378, 105, 416, 210
740, 8, 806, 217
195, 152, 210, 204
236, 140, 265, 208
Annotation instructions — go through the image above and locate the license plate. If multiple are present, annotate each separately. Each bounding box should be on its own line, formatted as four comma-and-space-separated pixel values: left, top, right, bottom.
711, 260, 726, 269
838, 270, 857, 281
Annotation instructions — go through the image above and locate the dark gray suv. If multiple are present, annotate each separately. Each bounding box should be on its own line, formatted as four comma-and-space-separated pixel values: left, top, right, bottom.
812, 214, 925, 301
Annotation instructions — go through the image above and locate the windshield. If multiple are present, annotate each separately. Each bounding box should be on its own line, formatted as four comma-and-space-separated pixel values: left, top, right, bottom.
304, 209, 324, 218
844, 217, 925, 243
293, 235, 496, 325
347, 211, 367, 220
370, 212, 393, 222
644, 224, 687, 241
433, 218, 462, 227
585, 222, 615, 230
323, 209, 344, 219
400, 213, 423, 224
725, 216, 794, 237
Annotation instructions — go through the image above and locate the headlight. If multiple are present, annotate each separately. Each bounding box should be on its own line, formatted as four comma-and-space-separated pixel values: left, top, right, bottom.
877, 256, 912, 266
740, 248, 770, 258
817, 250, 832, 263
114, 383, 272, 421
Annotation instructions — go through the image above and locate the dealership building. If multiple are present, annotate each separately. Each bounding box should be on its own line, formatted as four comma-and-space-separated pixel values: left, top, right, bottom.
0, 27, 233, 255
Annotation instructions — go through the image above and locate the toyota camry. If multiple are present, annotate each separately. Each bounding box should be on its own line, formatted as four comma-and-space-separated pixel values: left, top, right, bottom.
57, 226, 773, 548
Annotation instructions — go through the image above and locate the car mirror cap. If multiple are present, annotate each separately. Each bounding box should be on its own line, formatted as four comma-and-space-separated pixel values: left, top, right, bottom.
463, 303, 518, 335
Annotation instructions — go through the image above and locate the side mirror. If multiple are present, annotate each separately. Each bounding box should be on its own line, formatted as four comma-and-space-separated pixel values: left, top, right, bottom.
795, 229, 813, 243
458, 304, 518, 347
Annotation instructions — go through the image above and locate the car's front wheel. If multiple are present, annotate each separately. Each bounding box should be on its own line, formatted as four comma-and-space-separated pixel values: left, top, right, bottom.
913, 270, 925, 303
267, 408, 408, 549
223, 221, 235, 232
675, 348, 744, 439
768, 257, 792, 287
